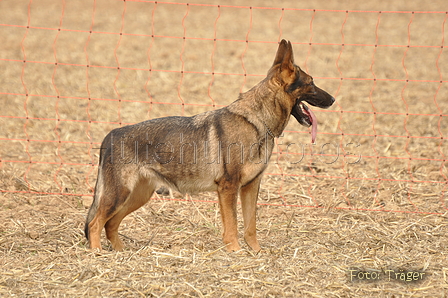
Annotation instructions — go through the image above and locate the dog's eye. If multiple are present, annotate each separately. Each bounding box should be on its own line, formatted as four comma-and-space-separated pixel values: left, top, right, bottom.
307, 81, 316, 94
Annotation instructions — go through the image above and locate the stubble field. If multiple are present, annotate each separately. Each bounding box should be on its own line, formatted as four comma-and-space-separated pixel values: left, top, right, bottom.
0, 0, 447, 296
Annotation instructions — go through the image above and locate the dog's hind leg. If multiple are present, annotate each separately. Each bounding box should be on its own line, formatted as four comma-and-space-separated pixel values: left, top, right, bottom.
217, 178, 241, 252
87, 185, 131, 251
240, 175, 262, 252
86, 165, 132, 251
104, 178, 155, 251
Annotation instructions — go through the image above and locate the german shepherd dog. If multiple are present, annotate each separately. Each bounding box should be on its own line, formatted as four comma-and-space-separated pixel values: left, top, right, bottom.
85, 40, 335, 252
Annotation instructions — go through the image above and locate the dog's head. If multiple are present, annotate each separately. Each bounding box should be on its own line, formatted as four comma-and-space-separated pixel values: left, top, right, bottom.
269, 40, 335, 141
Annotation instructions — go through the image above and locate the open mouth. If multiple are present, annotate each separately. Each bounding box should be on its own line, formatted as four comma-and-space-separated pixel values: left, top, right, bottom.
301, 103, 315, 126
291, 102, 318, 143
290, 84, 335, 143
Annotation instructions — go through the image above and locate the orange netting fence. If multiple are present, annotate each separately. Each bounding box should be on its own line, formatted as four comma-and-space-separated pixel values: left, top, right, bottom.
0, 1, 447, 215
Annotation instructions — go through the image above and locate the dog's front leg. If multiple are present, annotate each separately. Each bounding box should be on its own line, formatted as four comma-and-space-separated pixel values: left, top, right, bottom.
240, 175, 262, 252
217, 178, 241, 252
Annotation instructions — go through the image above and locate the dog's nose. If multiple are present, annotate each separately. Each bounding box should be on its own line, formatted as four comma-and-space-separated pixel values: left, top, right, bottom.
331, 96, 336, 104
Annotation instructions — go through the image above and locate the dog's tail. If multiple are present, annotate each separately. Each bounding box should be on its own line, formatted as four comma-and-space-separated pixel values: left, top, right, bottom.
84, 186, 99, 240
84, 144, 107, 240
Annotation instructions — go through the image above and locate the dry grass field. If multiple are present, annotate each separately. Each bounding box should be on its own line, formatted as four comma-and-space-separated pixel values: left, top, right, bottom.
1, 0, 448, 296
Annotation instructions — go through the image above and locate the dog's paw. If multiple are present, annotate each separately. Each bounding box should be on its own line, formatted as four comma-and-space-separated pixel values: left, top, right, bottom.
225, 242, 242, 253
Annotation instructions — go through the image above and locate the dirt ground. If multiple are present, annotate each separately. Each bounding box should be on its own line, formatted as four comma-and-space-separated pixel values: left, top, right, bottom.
1, 0, 447, 296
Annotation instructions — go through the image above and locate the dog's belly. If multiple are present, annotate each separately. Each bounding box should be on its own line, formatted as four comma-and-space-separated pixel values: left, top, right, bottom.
171, 177, 219, 194
140, 162, 222, 195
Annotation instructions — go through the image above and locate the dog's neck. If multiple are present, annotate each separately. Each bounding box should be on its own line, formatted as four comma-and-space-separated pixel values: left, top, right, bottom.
228, 82, 292, 138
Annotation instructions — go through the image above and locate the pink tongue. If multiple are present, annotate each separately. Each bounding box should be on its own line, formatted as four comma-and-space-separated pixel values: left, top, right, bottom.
304, 106, 318, 143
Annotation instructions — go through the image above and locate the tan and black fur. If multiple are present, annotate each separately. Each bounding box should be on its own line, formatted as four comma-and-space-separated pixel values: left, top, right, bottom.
85, 40, 335, 252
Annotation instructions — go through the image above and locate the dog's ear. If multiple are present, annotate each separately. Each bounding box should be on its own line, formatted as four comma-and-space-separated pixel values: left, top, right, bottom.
280, 41, 295, 73
272, 39, 288, 66
273, 40, 295, 73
